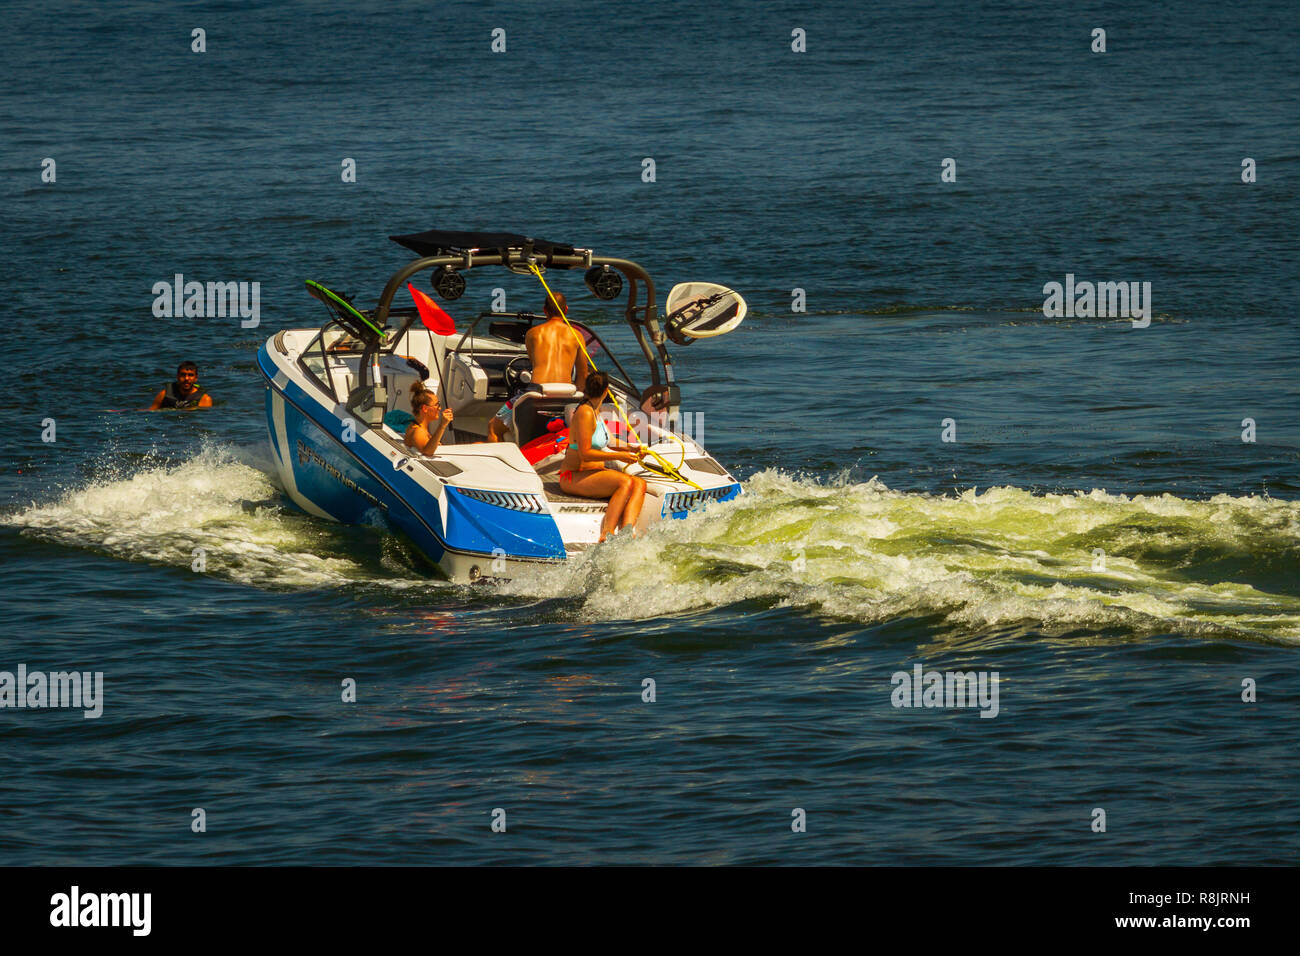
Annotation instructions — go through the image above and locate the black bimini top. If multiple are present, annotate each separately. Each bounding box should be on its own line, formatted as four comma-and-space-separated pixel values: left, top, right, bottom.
389, 230, 577, 258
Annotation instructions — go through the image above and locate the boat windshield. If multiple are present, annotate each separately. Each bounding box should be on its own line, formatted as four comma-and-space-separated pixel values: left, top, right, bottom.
299, 321, 368, 395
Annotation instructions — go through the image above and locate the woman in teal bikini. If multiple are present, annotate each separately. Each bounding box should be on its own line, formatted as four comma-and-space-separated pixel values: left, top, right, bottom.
558, 371, 648, 542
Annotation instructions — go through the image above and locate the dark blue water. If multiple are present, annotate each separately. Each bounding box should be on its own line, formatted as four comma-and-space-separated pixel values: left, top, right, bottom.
1, 0, 1298, 864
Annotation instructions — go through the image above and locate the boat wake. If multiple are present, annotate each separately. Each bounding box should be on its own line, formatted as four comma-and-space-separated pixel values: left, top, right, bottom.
6, 451, 1300, 643
1, 445, 434, 591
504, 470, 1300, 644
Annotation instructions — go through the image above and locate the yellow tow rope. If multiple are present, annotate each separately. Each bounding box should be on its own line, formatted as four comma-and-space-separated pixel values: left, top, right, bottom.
527, 262, 701, 490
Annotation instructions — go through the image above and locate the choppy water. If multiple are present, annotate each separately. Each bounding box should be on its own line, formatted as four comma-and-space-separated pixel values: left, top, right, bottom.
1, 0, 1298, 864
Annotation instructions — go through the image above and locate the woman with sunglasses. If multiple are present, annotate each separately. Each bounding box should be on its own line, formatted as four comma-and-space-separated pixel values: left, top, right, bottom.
404, 382, 455, 454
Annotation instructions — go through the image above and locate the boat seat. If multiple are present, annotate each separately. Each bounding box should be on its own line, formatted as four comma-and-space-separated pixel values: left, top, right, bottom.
448, 351, 523, 404
530, 381, 580, 399
380, 355, 429, 415
384, 372, 424, 413
512, 390, 583, 446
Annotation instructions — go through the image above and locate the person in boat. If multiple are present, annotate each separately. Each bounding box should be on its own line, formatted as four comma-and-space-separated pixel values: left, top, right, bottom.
527, 291, 592, 392
148, 361, 212, 410
404, 381, 454, 454
486, 394, 519, 443
558, 371, 648, 542
487, 291, 592, 443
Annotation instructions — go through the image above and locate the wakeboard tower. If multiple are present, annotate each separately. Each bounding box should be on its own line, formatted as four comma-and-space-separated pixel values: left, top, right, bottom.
256, 230, 746, 583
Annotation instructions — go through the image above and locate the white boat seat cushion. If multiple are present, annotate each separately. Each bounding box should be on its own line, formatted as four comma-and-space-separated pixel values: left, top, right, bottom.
537, 382, 580, 398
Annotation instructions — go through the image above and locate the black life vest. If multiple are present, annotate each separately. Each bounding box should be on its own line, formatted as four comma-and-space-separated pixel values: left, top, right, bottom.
161, 382, 207, 409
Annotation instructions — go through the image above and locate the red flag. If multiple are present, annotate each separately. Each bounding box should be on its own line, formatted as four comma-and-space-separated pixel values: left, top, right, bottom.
407, 283, 456, 335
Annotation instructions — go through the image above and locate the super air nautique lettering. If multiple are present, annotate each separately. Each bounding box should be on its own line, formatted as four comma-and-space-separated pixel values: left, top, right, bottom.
295, 440, 386, 510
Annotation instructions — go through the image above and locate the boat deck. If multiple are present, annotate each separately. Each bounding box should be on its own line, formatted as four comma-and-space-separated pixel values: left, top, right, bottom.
541, 482, 593, 504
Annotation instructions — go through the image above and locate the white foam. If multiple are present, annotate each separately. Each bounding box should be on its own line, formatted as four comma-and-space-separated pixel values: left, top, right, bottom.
3, 445, 403, 589
8, 456, 1300, 641
503, 469, 1300, 642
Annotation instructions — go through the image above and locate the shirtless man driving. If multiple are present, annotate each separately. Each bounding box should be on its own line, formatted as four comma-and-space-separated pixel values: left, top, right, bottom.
488, 292, 592, 442
524, 291, 590, 392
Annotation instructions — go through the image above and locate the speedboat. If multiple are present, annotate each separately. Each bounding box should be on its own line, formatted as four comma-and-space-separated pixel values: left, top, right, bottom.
255, 229, 746, 582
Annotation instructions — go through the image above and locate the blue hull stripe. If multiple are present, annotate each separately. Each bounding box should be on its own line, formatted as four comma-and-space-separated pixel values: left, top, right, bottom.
257, 346, 565, 562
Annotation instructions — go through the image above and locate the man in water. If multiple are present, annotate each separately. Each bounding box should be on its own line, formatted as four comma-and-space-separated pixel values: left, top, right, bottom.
148, 361, 213, 410
488, 292, 591, 442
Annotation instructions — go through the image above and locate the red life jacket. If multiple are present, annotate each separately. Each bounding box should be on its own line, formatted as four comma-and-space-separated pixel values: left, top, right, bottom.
520, 418, 569, 465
